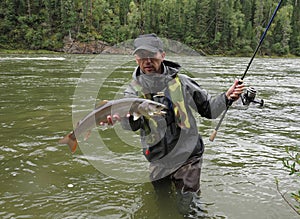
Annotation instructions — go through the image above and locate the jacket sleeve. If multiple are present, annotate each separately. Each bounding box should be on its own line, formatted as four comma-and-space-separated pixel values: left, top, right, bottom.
181, 75, 229, 119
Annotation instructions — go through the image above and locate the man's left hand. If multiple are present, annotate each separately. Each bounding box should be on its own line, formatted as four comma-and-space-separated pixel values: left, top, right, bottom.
226, 79, 245, 101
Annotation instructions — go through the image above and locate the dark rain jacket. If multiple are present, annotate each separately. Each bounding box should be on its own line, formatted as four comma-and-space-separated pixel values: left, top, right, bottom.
122, 60, 229, 179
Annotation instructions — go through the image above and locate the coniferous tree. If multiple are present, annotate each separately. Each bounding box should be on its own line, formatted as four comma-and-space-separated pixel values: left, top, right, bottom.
290, 0, 300, 55
270, 4, 293, 55
0, 0, 299, 56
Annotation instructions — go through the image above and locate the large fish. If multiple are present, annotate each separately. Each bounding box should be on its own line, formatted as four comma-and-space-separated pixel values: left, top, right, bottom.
59, 98, 167, 153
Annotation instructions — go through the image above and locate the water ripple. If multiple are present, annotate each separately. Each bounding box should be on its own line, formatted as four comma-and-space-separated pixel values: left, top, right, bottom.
0, 55, 299, 219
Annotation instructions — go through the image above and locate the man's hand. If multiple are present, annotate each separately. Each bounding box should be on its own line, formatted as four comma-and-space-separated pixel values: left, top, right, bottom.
99, 113, 130, 126
226, 79, 245, 101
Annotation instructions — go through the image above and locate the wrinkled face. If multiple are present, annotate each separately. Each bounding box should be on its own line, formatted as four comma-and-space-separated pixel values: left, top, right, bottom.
135, 50, 166, 74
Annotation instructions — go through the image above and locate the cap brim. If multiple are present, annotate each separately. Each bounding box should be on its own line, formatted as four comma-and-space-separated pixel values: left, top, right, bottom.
133, 46, 159, 55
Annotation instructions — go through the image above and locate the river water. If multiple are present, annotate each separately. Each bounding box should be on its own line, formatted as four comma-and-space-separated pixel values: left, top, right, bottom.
0, 54, 299, 219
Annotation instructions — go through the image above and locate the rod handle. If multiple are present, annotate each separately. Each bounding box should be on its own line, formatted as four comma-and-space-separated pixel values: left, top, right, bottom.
209, 129, 217, 142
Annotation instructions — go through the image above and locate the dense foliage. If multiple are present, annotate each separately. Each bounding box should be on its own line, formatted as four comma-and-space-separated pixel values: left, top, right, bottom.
0, 0, 299, 56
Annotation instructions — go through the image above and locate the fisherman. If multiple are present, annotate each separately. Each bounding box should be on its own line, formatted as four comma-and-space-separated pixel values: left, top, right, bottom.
109, 33, 244, 215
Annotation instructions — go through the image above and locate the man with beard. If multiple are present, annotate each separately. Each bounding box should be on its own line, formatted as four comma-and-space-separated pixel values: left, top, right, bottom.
115, 33, 244, 215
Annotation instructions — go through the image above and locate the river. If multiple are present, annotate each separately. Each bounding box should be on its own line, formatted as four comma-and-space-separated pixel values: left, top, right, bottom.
0, 54, 299, 219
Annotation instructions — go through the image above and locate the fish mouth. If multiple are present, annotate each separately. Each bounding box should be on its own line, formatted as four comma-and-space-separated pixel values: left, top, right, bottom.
153, 110, 167, 116
157, 103, 168, 110
150, 103, 168, 115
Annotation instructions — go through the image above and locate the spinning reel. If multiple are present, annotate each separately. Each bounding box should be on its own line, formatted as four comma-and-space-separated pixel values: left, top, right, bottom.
241, 87, 264, 107
209, 0, 281, 141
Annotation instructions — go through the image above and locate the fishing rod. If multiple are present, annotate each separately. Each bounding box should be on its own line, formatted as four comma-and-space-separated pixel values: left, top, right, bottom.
209, 0, 283, 142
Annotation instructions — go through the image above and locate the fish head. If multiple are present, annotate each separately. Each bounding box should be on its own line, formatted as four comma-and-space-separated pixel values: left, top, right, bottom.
137, 100, 167, 117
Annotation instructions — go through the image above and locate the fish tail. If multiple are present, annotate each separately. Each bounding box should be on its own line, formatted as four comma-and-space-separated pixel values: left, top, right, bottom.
58, 132, 78, 153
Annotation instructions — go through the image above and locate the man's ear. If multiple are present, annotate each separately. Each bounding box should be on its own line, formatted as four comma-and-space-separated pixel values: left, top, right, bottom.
135, 56, 139, 64
161, 52, 166, 60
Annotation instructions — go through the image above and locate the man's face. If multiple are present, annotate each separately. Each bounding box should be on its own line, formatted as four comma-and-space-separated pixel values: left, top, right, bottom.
135, 50, 165, 74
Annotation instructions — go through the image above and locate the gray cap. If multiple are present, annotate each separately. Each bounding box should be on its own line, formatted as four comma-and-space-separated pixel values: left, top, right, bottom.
133, 33, 164, 54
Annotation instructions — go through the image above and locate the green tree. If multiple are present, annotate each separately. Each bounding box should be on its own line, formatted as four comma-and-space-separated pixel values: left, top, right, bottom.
270, 5, 293, 55
193, 0, 211, 49
253, 0, 275, 55
126, 1, 139, 36
239, 0, 255, 55
290, 0, 300, 55
142, 0, 162, 35
207, 0, 224, 53
0, 0, 299, 56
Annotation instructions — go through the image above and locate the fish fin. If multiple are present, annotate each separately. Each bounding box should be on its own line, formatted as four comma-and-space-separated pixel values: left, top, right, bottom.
58, 132, 78, 153
95, 100, 109, 108
133, 112, 141, 121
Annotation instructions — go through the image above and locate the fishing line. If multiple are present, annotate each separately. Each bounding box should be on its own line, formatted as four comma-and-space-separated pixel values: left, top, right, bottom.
209, 0, 283, 142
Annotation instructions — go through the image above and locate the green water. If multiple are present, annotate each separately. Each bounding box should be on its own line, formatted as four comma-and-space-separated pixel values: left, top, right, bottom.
0, 54, 299, 218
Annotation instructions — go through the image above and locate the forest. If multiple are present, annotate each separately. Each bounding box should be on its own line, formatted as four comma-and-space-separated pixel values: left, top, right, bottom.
0, 0, 299, 56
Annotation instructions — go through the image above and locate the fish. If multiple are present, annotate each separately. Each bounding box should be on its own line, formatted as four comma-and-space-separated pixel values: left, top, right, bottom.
59, 98, 167, 153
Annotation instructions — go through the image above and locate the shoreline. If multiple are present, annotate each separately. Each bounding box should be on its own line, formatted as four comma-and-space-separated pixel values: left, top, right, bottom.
0, 49, 62, 54
0, 49, 298, 58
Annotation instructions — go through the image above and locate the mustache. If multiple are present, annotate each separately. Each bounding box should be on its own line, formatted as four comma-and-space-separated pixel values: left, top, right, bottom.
143, 63, 153, 67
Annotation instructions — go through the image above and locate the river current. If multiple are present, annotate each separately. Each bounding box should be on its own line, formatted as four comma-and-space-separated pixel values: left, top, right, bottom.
0, 54, 299, 218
